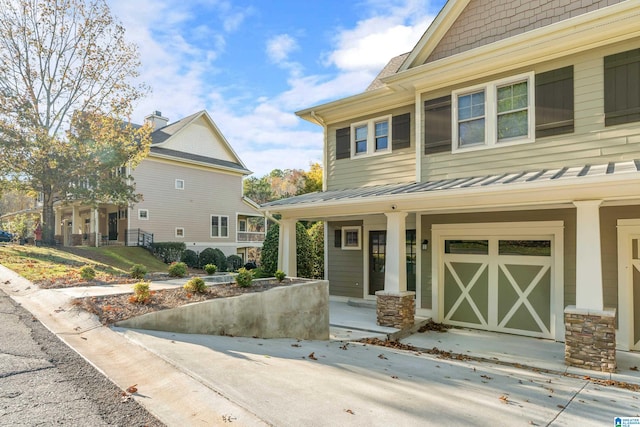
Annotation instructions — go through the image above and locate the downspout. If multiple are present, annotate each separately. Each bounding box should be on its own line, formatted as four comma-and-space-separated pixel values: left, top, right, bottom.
310, 111, 327, 192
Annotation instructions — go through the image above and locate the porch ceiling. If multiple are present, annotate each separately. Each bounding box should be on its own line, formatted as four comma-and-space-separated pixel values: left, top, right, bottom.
260, 159, 640, 220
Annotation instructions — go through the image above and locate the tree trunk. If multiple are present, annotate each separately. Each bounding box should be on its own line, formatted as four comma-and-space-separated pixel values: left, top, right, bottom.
42, 190, 56, 245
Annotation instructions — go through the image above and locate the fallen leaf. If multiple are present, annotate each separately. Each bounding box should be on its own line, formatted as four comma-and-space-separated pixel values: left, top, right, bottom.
340, 343, 348, 350
499, 395, 509, 404
308, 352, 317, 360
378, 354, 387, 360
345, 409, 354, 415
631, 366, 638, 371
291, 343, 301, 347
391, 376, 398, 379
126, 384, 138, 394
481, 375, 492, 380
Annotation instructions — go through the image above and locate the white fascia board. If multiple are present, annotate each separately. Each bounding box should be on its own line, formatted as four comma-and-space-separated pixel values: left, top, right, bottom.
269, 173, 640, 219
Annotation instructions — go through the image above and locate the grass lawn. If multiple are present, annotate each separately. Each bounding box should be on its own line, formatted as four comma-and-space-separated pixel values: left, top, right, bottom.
0, 244, 167, 285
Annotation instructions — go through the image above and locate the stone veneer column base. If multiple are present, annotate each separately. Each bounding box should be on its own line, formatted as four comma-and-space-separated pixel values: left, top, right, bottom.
375, 291, 415, 329
564, 305, 616, 373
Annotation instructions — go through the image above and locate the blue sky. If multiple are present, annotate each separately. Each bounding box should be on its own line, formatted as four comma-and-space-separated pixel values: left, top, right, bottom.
108, 0, 447, 177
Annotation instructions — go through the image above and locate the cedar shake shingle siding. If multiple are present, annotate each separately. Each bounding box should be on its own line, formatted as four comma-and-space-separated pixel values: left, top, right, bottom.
425, 0, 626, 64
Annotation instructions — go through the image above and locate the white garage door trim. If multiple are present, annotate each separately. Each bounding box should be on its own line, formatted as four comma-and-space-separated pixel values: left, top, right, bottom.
432, 221, 565, 341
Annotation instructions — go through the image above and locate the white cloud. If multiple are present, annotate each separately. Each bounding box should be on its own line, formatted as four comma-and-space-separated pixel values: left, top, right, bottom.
266, 34, 299, 64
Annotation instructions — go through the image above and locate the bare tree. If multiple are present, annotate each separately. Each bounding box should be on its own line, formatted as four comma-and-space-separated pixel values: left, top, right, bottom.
0, 0, 151, 244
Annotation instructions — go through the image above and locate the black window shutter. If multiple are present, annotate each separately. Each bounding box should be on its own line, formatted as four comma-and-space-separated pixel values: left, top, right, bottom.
334, 229, 342, 248
392, 113, 411, 150
535, 66, 574, 138
335, 127, 350, 159
604, 49, 640, 127
424, 96, 451, 155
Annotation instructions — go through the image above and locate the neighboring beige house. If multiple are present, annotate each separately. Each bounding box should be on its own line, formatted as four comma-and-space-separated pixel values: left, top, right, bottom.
54, 110, 266, 261
262, 0, 640, 369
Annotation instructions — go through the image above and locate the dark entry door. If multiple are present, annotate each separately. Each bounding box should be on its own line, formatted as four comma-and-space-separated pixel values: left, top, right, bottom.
406, 230, 416, 292
108, 212, 118, 240
369, 230, 386, 295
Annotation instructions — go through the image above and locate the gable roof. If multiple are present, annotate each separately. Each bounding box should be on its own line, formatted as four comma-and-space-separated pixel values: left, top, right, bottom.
366, 52, 410, 91
150, 111, 202, 145
146, 110, 251, 175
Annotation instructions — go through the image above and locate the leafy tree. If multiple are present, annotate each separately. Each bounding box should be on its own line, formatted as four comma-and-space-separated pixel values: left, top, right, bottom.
300, 162, 323, 194
0, 0, 151, 244
308, 221, 324, 279
260, 222, 313, 278
243, 176, 274, 205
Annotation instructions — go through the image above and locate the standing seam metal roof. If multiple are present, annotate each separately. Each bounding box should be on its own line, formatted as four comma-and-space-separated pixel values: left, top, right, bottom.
261, 159, 640, 208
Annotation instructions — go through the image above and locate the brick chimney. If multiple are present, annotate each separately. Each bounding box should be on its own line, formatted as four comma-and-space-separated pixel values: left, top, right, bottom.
144, 111, 169, 130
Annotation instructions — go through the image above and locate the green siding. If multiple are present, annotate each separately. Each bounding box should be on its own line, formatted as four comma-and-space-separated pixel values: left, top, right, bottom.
327, 221, 364, 298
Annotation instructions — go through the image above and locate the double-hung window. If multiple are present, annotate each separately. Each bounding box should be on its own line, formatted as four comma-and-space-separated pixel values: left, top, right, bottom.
351, 115, 391, 157
453, 73, 534, 152
211, 215, 228, 238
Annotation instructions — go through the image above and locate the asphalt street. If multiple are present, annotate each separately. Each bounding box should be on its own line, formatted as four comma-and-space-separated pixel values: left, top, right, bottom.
0, 289, 163, 426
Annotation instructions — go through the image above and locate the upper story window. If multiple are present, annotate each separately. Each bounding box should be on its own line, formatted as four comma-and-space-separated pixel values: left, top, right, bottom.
604, 48, 640, 127
211, 215, 228, 238
138, 209, 149, 220
175, 179, 184, 190
175, 227, 184, 238
351, 115, 392, 158
452, 73, 534, 152
424, 67, 573, 156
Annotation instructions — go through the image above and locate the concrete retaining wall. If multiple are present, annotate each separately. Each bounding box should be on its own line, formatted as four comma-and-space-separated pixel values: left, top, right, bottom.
116, 280, 329, 340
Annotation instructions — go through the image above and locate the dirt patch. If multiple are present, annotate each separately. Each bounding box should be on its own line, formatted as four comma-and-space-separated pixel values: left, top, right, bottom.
77, 279, 298, 325
38, 272, 171, 289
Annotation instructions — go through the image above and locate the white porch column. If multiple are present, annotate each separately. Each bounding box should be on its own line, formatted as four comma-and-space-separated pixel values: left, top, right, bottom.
54, 208, 61, 236
92, 208, 99, 247
383, 211, 408, 293
278, 219, 297, 277
573, 200, 604, 310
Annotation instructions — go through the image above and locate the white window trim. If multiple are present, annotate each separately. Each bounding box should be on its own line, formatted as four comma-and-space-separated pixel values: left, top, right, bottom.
211, 214, 229, 238
350, 115, 392, 159
342, 226, 362, 250
175, 179, 185, 190
175, 227, 185, 238
452, 72, 535, 153
138, 209, 149, 220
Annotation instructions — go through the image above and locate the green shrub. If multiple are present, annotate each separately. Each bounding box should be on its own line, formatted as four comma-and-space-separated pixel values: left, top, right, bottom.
274, 270, 286, 282
226, 254, 243, 271
79, 265, 96, 281
168, 261, 187, 277
151, 242, 186, 263
132, 281, 151, 303
203, 263, 217, 275
260, 222, 313, 278
308, 221, 324, 279
235, 267, 253, 287
199, 248, 228, 272
181, 249, 199, 268
184, 277, 206, 293
251, 267, 270, 279
130, 264, 147, 280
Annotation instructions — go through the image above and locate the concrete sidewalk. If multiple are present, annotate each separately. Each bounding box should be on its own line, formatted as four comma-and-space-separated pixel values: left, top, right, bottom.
2, 265, 640, 426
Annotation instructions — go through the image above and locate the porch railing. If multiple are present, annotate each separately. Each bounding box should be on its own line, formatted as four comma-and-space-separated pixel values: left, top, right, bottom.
125, 228, 154, 249
237, 231, 266, 242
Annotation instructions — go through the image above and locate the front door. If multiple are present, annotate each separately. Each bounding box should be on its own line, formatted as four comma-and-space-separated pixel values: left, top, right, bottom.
369, 231, 385, 295
108, 212, 118, 240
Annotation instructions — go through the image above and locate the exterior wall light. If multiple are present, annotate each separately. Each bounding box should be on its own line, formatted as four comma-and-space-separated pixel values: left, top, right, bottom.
422, 239, 429, 251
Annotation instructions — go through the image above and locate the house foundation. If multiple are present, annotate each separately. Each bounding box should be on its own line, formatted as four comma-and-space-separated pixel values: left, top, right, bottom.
564, 306, 616, 372
376, 291, 415, 329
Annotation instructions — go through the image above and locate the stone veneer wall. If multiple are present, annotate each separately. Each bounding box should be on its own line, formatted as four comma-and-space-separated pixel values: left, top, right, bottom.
376, 291, 415, 329
564, 306, 616, 373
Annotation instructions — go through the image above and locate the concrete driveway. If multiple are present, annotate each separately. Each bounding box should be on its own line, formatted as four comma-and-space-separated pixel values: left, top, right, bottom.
119, 327, 639, 426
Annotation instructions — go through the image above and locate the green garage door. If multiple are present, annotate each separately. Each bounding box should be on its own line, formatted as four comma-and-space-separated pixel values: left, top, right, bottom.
443, 239, 552, 339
